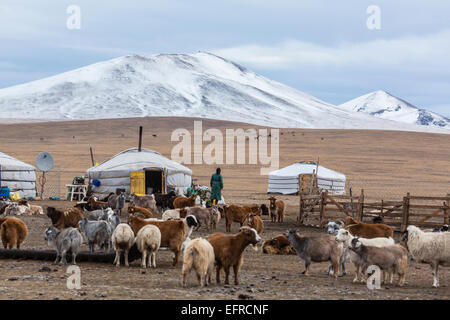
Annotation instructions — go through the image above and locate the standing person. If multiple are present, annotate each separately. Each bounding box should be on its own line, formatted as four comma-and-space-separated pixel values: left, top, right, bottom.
210, 168, 223, 205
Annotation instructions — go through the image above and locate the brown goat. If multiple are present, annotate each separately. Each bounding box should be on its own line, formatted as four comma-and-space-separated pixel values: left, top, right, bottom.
243, 214, 264, 234
88, 196, 109, 210
173, 195, 197, 209
241, 205, 262, 216
208, 226, 262, 285
127, 215, 188, 266
268, 197, 285, 223
262, 235, 296, 255
223, 204, 247, 232
0, 217, 28, 249
345, 216, 394, 239
46, 207, 84, 229
128, 205, 153, 219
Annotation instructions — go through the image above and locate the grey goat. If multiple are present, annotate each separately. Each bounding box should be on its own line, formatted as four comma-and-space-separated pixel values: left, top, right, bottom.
44, 226, 83, 265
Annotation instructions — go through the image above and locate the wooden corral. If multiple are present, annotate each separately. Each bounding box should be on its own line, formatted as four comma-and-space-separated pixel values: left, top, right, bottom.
298, 191, 450, 232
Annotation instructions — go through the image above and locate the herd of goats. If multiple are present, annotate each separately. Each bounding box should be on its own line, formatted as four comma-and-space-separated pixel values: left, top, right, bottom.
0, 191, 449, 289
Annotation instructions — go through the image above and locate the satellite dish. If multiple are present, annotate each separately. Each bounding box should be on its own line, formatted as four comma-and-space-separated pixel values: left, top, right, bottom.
36, 152, 54, 172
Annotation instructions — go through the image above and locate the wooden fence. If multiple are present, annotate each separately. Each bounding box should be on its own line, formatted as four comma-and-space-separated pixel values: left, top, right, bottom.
298, 190, 449, 232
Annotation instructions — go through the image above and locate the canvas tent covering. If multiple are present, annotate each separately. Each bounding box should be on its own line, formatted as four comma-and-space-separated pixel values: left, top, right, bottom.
268, 161, 346, 195
0, 152, 36, 198
86, 148, 192, 197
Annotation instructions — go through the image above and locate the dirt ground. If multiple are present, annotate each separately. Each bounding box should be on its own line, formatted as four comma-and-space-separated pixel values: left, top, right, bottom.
0, 200, 448, 300
0, 117, 449, 300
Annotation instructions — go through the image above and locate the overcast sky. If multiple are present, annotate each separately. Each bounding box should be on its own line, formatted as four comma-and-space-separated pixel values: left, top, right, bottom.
1, 0, 449, 116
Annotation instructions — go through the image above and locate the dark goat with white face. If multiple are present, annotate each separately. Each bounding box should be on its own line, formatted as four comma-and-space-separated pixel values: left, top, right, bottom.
325, 221, 344, 235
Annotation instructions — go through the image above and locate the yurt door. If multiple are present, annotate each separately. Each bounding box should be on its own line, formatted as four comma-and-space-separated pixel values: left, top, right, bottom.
130, 170, 145, 195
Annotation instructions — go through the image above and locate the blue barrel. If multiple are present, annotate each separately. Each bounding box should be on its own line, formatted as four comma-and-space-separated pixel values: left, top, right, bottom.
0, 187, 10, 199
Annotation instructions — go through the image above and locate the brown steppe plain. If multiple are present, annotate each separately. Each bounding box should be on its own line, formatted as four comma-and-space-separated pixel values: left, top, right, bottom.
0, 116, 448, 300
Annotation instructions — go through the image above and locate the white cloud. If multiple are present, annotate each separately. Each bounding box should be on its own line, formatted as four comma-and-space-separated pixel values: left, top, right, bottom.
212, 29, 450, 73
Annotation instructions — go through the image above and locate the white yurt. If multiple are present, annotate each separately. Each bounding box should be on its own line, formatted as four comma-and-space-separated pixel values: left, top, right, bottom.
86, 148, 192, 197
0, 152, 36, 198
267, 161, 346, 195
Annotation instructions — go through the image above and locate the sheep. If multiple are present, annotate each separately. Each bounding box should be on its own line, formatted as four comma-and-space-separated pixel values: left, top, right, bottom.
128, 205, 154, 219
335, 228, 395, 281
111, 223, 135, 267
78, 218, 113, 252
108, 192, 126, 216
208, 226, 262, 285
262, 235, 296, 255
402, 225, 450, 287
350, 238, 408, 287
44, 226, 83, 265
181, 238, 215, 287
268, 197, 285, 223
161, 208, 187, 220
185, 206, 219, 231
345, 216, 394, 239
285, 230, 343, 278
127, 215, 198, 266
135, 225, 161, 269
0, 217, 28, 249
130, 194, 157, 213
46, 206, 83, 229
243, 213, 264, 234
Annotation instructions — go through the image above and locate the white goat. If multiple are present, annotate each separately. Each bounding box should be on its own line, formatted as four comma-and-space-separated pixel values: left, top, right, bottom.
403, 225, 450, 287
336, 228, 395, 282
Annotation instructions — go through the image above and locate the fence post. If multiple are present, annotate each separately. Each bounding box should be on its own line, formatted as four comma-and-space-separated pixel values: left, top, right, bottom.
444, 201, 449, 226
319, 191, 327, 227
357, 189, 364, 221
298, 193, 303, 224
401, 192, 410, 232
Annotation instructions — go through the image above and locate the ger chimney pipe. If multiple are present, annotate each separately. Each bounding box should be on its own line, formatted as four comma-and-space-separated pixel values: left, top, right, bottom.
138, 126, 143, 152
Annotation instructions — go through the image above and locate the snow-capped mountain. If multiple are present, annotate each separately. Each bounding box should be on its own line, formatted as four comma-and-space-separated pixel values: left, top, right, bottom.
0, 53, 448, 133
338, 90, 450, 129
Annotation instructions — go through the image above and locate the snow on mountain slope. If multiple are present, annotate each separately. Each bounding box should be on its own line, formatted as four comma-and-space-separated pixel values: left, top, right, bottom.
338, 90, 450, 129
0, 53, 448, 133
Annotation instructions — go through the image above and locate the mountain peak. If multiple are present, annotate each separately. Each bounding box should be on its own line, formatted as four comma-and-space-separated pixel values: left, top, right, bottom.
339, 91, 449, 128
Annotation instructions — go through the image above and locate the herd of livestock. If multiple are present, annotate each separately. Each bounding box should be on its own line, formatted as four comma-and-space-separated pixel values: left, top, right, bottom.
0, 192, 449, 290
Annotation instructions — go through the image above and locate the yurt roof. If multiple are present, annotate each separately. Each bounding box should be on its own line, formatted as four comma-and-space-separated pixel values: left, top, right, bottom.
87, 148, 192, 175
269, 161, 345, 181
0, 152, 36, 171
